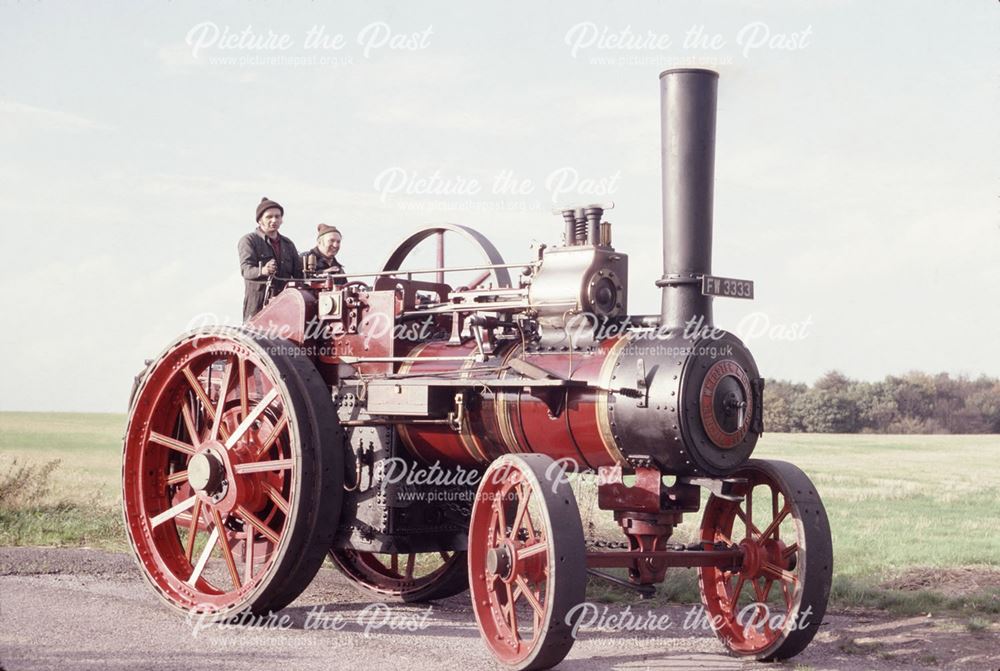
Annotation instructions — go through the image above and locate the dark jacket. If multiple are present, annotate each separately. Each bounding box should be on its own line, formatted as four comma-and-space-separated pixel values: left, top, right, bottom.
301, 247, 347, 286
238, 228, 303, 321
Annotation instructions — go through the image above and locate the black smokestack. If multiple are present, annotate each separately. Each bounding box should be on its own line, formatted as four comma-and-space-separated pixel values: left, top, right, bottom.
656, 68, 718, 331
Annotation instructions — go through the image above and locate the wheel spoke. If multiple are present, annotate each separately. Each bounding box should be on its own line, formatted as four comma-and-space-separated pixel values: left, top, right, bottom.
225, 388, 279, 449
187, 526, 219, 586
210, 361, 235, 442
238, 357, 249, 420
523, 502, 539, 542
253, 415, 288, 459
489, 512, 502, 545
781, 579, 793, 611
124, 329, 338, 617
182, 366, 230, 441
151, 495, 196, 528
734, 504, 762, 539
149, 431, 195, 456
244, 529, 256, 583
330, 550, 467, 600
494, 494, 509, 540
183, 366, 213, 408
752, 577, 766, 603
468, 455, 587, 666
235, 505, 280, 544
511, 485, 531, 534
180, 403, 201, 447
729, 574, 747, 613
405, 553, 416, 580
757, 503, 791, 544
515, 575, 544, 619
262, 482, 289, 514
185, 498, 203, 563
761, 560, 797, 584
696, 462, 831, 658
234, 459, 292, 475
761, 577, 774, 602
516, 542, 547, 560
743, 579, 767, 629
211, 508, 242, 589
166, 470, 188, 486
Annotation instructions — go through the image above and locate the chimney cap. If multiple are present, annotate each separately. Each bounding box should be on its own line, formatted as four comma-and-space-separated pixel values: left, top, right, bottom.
659, 68, 719, 79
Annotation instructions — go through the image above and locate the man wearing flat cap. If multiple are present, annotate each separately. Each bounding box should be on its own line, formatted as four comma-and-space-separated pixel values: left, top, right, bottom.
301, 224, 347, 286
238, 196, 303, 321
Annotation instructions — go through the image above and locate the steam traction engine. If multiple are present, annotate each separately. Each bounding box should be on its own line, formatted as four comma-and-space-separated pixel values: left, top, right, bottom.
123, 69, 832, 670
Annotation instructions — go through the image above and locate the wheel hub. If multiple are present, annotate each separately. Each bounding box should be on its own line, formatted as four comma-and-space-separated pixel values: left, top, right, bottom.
188, 448, 227, 499
764, 537, 793, 571
486, 543, 514, 582
739, 537, 763, 577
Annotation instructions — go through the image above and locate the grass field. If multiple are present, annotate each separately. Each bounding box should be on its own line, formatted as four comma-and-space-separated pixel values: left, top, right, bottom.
1, 411, 998, 616
0, 413, 125, 549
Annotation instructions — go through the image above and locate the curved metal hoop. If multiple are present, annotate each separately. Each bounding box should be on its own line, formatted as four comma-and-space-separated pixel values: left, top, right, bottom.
380, 223, 513, 289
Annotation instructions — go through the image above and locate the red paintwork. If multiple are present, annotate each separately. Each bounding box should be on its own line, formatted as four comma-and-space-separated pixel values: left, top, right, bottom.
318, 290, 398, 377
122, 334, 294, 611
394, 337, 625, 470
393, 340, 485, 466
597, 466, 663, 513
247, 289, 317, 345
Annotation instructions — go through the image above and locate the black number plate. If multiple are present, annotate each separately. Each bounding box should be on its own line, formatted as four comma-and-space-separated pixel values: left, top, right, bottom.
702, 275, 754, 300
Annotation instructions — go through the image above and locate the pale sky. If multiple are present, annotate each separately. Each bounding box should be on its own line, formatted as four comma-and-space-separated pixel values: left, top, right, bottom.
1, 1, 997, 413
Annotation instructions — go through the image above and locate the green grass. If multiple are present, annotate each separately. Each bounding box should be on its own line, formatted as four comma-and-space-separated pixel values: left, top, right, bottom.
576, 433, 1000, 616
0, 503, 125, 549
755, 434, 1000, 617
0, 412, 126, 549
756, 434, 1000, 573
1, 413, 999, 615
0, 412, 124, 505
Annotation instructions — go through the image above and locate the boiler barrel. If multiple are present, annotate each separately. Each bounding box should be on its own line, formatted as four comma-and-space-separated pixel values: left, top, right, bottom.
392, 329, 759, 477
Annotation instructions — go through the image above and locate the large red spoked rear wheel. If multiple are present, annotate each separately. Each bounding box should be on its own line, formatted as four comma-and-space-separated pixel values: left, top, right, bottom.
698, 459, 832, 661
123, 328, 343, 617
469, 454, 586, 671
329, 549, 469, 602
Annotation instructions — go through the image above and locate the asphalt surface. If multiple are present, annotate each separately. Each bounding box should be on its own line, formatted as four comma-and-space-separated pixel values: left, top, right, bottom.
0, 547, 995, 671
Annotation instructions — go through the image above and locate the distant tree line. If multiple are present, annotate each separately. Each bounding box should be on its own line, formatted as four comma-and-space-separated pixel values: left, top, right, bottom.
763, 371, 1000, 434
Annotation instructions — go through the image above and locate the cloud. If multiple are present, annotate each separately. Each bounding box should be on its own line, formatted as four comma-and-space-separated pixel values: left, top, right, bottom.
0, 101, 112, 141
156, 41, 200, 72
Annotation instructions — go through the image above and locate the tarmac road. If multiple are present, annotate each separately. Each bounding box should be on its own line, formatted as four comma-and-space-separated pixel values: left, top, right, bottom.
0, 547, 995, 671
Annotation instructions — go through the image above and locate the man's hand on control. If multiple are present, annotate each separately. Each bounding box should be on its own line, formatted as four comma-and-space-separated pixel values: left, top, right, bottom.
262, 259, 278, 276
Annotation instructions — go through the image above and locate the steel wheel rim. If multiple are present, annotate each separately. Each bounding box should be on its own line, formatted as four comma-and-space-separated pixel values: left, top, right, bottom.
469, 454, 585, 670
330, 550, 465, 596
123, 333, 302, 613
698, 461, 822, 658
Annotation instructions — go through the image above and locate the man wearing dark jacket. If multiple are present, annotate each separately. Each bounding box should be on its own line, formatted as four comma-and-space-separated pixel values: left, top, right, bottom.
238, 196, 303, 321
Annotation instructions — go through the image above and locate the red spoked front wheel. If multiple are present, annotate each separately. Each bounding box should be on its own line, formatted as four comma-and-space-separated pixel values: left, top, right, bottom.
329, 549, 469, 602
469, 454, 586, 671
698, 459, 832, 661
122, 328, 343, 617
